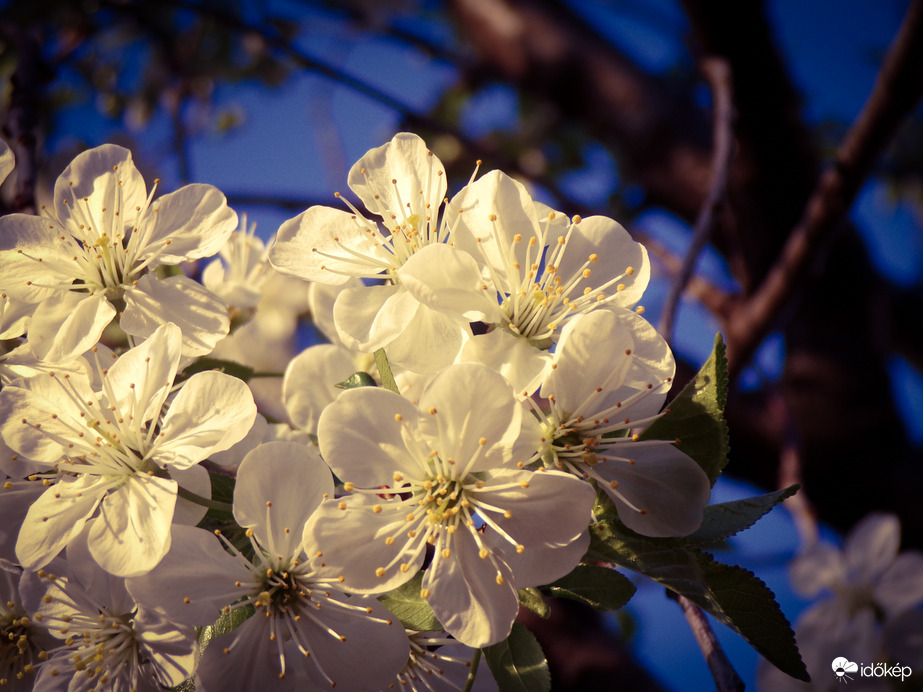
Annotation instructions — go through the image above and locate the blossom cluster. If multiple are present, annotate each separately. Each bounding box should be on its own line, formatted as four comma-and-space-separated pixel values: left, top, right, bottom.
0, 134, 714, 690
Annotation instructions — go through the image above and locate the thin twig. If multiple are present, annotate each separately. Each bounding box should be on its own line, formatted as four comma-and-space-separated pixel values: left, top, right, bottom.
667, 592, 745, 692
772, 392, 818, 549
725, 0, 923, 376
659, 57, 734, 346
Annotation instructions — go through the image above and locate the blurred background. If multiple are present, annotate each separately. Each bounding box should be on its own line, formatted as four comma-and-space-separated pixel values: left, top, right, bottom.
1, 0, 921, 689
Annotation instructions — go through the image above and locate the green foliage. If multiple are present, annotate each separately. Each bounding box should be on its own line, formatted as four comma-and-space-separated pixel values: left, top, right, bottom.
482, 623, 551, 692
546, 564, 636, 611
640, 333, 729, 485
588, 502, 808, 682
335, 371, 377, 389
687, 485, 800, 543
378, 572, 442, 631
517, 587, 550, 618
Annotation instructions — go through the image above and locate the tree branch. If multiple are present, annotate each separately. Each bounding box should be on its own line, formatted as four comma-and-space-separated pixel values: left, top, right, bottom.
667, 592, 745, 692
659, 57, 734, 345
724, 0, 923, 375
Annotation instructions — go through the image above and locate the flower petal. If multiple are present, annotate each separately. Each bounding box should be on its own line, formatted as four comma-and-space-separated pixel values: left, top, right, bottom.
424, 525, 518, 648
875, 551, 923, 616
270, 205, 391, 283
135, 183, 237, 264
845, 512, 901, 584
458, 329, 552, 399
28, 291, 116, 362
87, 474, 177, 576
317, 386, 421, 486
591, 442, 711, 537
397, 243, 493, 320
383, 302, 469, 374
283, 344, 358, 434
121, 274, 230, 357
155, 370, 257, 470
16, 475, 112, 569
332, 282, 419, 353
234, 441, 333, 558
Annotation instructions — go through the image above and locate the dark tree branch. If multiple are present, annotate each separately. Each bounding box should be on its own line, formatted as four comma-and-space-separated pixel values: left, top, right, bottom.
0, 24, 42, 214
659, 57, 734, 345
724, 0, 923, 375
667, 592, 745, 692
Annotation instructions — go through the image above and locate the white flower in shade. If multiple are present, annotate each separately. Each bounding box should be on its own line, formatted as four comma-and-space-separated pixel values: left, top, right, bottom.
303, 363, 595, 648
270, 132, 485, 373
431, 171, 649, 396
0, 323, 257, 576
127, 441, 409, 691
0, 144, 237, 361
201, 213, 273, 311
389, 630, 494, 692
528, 308, 711, 537
20, 530, 197, 692
758, 514, 923, 691
0, 565, 53, 691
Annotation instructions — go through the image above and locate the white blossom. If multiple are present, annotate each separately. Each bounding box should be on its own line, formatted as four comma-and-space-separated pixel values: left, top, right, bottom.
0, 323, 257, 576
0, 144, 237, 360
304, 363, 595, 647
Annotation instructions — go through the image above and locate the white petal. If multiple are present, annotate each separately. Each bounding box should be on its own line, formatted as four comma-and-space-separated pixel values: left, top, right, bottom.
0, 480, 44, 564
171, 464, 211, 526
155, 370, 257, 470
121, 274, 230, 357
298, 593, 410, 691
0, 379, 92, 464
592, 442, 711, 537
0, 213, 71, 303
16, 475, 112, 569
495, 529, 590, 588
417, 363, 521, 473
308, 279, 363, 346
0, 293, 32, 340
789, 542, 846, 598
270, 205, 390, 283
303, 498, 419, 594
448, 171, 541, 286
135, 183, 237, 264
555, 215, 649, 307
283, 344, 358, 434
424, 526, 518, 647
333, 283, 418, 353
458, 329, 552, 398
103, 322, 182, 425
126, 525, 250, 626
347, 132, 447, 222
27, 291, 116, 362
53, 144, 147, 241
234, 441, 333, 558
87, 474, 177, 576
397, 243, 493, 320
317, 386, 421, 486
845, 512, 900, 584
383, 303, 469, 374
875, 551, 923, 616
134, 606, 198, 687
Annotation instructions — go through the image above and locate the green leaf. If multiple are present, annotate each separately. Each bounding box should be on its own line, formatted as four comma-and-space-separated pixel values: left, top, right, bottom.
335, 371, 377, 389
201, 472, 236, 523
180, 357, 255, 383
640, 333, 729, 484
588, 517, 808, 681
687, 485, 801, 543
546, 564, 636, 611
199, 604, 255, 653
374, 348, 400, 394
482, 623, 551, 692
518, 587, 550, 618
378, 572, 441, 631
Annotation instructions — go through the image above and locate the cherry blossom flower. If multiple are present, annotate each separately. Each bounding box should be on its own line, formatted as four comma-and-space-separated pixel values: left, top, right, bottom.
202, 212, 274, 313
528, 308, 711, 537
0, 565, 52, 691
20, 530, 197, 692
429, 171, 649, 395
0, 144, 237, 361
304, 363, 595, 647
389, 630, 493, 692
269, 133, 484, 373
127, 441, 409, 691
0, 323, 257, 576
759, 513, 923, 691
